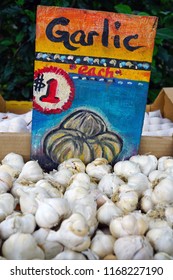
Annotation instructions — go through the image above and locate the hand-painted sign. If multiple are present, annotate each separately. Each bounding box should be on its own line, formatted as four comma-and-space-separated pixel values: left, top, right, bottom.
31, 6, 158, 171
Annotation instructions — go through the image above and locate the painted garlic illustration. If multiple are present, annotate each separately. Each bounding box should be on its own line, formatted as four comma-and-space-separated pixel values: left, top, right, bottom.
43, 109, 123, 165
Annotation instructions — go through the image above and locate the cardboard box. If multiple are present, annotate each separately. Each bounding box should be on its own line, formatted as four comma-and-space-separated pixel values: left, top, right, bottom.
0, 96, 32, 161
0, 89, 173, 162
139, 87, 173, 157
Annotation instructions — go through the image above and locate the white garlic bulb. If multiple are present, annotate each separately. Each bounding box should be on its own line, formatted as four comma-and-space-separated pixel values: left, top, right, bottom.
113, 160, 140, 180
127, 172, 150, 197
152, 177, 173, 205
110, 211, 148, 238
0, 193, 15, 222
90, 230, 115, 259
2, 233, 45, 259
47, 213, 91, 252
146, 226, 173, 255
0, 171, 13, 194
154, 252, 173, 260
140, 188, 154, 213
35, 197, 71, 228
158, 156, 173, 171
17, 160, 44, 183
97, 199, 123, 225
86, 158, 112, 181
112, 188, 138, 213
1, 152, 25, 175
53, 248, 86, 260
33, 228, 64, 259
114, 235, 153, 260
97, 173, 124, 198
129, 154, 158, 176
8, 116, 28, 132
0, 212, 36, 240
58, 158, 86, 174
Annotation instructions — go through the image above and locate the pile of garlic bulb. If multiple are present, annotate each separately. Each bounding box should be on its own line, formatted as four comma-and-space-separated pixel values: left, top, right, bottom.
0, 111, 32, 133
142, 110, 173, 136
1, 152, 173, 260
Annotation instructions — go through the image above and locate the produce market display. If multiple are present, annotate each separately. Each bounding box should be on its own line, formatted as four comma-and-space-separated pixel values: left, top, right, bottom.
0, 152, 173, 260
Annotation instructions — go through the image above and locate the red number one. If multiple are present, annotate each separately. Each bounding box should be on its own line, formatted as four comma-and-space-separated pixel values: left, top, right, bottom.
40, 78, 60, 103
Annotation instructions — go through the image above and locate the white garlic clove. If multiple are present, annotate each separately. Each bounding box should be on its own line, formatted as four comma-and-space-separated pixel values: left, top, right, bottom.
58, 158, 86, 174
1, 152, 25, 174
97, 199, 123, 226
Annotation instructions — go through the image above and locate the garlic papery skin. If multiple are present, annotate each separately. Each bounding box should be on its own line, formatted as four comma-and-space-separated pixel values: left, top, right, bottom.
90, 230, 115, 259
86, 158, 112, 181
97, 199, 123, 226
0, 193, 15, 222
112, 188, 139, 214
114, 235, 154, 260
0, 164, 17, 180
0, 171, 13, 194
127, 173, 150, 197
35, 197, 71, 228
47, 213, 91, 252
53, 248, 86, 260
154, 252, 173, 260
97, 173, 124, 198
129, 155, 158, 176
165, 206, 173, 227
46, 168, 73, 189
110, 211, 148, 238
35, 179, 63, 198
140, 188, 154, 213
2, 233, 45, 260
151, 177, 173, 205
58, 158, 86, 174
113, 160, 140, 181
71, 194, 98, 235
0, 212, 36, 240
148, 170, 169, 187
158, 156, 173, 171
1, 152, 25, 175
146, 226, 173, 255
33, 228, 64, 260
17, 160, 44, 183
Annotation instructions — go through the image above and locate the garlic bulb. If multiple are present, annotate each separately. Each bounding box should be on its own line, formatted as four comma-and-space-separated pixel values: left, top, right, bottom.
152, 177, 173, 205
47, 213, 91, 252
0, 193, 15, 222
113, 160, 140, 180
158, 156, 173, 171
97, 199, 123, 226
140, 188, 154, 213
2, 233, 45, 260
35, 179, 63, 198
33, 228, 64, 259
86, 158, 112, 181
90, 230, 115, 259
1, 152, 25, 175
0, 171, 13, 194
8, 116, 28, 133
127, 173, 150, 197
112, 188, 138, 213
35, 197, 71, 228
46, 168, 73, 188
146, 226, 173, 255
58, 158, 86, 174
97, 173, 124, 198
53, 248, 86, 260
165, 206, 173, 227
17, 160, 44, 183
129, 154, 158, 176
110, 211, 148, 238
148, 169, 168, 186
114, 235, 154, 260
0, 212, 36, 240
0, 164, 17, 179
